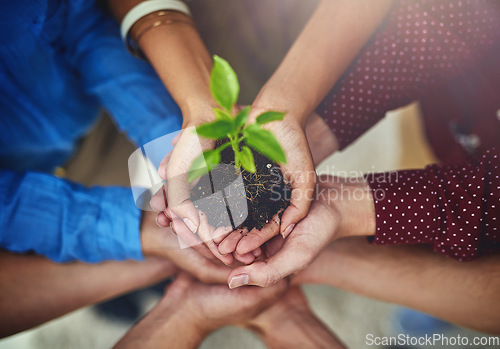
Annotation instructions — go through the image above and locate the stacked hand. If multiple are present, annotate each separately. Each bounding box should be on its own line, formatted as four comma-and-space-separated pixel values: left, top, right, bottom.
213, 114, 317, 260
150, 113, 263, 267
150, 105, 317, 264
146, 106, 372, 290
227, 175, 375, 287
115, 273, 345, 348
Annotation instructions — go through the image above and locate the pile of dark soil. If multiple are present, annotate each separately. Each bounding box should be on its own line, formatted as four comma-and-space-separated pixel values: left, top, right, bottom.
190, 140, 291, 231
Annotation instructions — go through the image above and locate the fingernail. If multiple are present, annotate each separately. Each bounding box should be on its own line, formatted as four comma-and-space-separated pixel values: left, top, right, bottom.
229, 274, 249, 289
150, 201, 159, 213
155, 214, 161, 227
164, 208, 171, 220
183, 218, 198, 234
282, 224, 295, 238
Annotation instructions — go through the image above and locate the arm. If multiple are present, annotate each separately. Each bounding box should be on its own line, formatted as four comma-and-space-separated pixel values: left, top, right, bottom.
114, 285, 208, 349
114, 272, 287, 348
107, 1, 230, 257
227, 148, 500, 287
0, 171, 143, 263
63, 1, 183, 146
106, 0, 215, 125
0, 169, 230, 282
366, 148, 500, 261
0, 252, 176, 338
316, 0, 500, 150
251, 0, 395, 126
293, 238, 500, 335
218, 0, 395, 252
248, 287, 345, 349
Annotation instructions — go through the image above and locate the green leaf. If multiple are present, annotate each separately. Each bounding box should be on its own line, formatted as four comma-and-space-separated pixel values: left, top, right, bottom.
239, 146, 256, 173
210, 55, 239, 112
195, 119, 235, 140
213, 108, 233, 122
234, 106, 250, 128
188, 149, 221, 183
244, 124, 287, 164
256, 111, 285, 125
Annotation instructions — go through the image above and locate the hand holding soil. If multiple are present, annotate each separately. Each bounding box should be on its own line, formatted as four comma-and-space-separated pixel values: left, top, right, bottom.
216, 116, 316, 259
154, 56, 292, 266
227, 175, 376, 288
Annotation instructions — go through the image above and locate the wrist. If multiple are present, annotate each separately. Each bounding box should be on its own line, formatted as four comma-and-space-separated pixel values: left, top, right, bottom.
152, 296, 210, 346
181, 102, 220, 128
133, 11, 216, 121
251, 86, 312, 129
162, 295, 217, 335
327, 177, 376, 240
140, 211, 159, 257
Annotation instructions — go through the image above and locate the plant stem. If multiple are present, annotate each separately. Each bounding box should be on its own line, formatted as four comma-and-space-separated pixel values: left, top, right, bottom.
217, 141, 232, 152
228, 135, 241, 168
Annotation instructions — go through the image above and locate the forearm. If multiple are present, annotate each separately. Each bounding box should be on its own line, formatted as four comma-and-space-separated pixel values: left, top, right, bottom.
248, 287, 345, 349
253, 0, 395, 126
295, 238, 500, 334
114, 297, 208, 348
107, 0, 215, 123
0, 252, 176, 338
366, 149, 500, 261
261, 311, 344, 349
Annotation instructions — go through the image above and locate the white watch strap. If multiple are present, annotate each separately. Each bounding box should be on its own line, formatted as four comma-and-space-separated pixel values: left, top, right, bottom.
120, 0, 191, 41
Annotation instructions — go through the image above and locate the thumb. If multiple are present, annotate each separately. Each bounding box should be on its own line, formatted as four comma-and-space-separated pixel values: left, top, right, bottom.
279, 168, 316, 237
227, 236, 314, 288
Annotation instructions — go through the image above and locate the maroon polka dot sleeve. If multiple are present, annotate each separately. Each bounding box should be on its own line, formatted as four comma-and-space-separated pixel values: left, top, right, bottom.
317, 0, 500, 150
366, 148, 500, 261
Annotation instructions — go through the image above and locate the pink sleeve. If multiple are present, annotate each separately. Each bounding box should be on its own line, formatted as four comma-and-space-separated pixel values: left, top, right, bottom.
366, 148, 500, 261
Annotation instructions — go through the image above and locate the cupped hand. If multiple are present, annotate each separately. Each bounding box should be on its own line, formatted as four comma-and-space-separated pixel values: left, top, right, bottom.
226, 175, 376, 288
216, 115, 316, 259
153, 113, 261, 266
140, 210, 232, 284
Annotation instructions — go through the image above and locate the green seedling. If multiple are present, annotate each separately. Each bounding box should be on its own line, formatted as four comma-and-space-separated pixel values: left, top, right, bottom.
188, 55, 287, 183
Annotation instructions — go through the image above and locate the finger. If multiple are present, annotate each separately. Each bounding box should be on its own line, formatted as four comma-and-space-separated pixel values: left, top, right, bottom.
158, 151, 172, 180
218, 229, 246, 256
262, 235, 285, 259
235, 213, 280, 256
213, 226, 233, 244
168, 187, 200, 235
170, 215, 217, 261
171, 131, 181, 146
150, 185, 168, 212
166, 168, 201, 235
228, 235, 314, 289
233, 251, 255, 265
196, 211, 234, 266
166, 127, 216, 238
279, 170, 316, 237
167, 247, 231, 284
156, 212, 170, 227
252, 247, 262, 259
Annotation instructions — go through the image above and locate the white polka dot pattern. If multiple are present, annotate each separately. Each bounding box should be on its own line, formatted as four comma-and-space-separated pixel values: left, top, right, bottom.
367, 148, 500, 261
317, 0, 500, 150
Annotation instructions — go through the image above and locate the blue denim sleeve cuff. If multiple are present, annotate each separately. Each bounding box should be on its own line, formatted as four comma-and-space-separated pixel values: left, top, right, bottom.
0, 171, 143, 263
95, 186, 144, 262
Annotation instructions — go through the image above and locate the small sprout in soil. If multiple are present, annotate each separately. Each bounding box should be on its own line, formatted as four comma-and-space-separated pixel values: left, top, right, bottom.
188, 55, 287, 183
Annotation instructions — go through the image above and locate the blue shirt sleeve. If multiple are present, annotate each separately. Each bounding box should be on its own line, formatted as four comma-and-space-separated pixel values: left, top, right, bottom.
0, 171, 144, 263
62, 1, 183, 147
